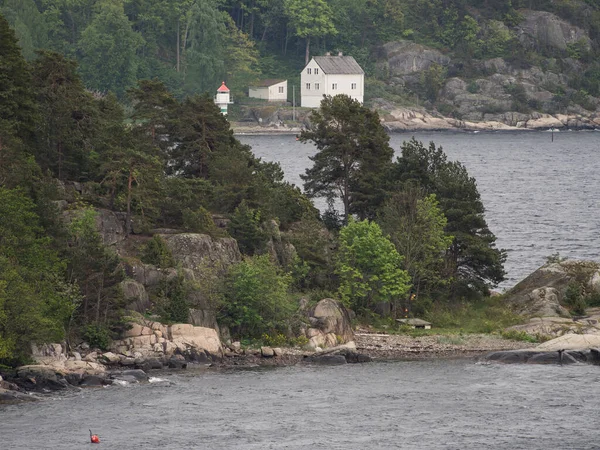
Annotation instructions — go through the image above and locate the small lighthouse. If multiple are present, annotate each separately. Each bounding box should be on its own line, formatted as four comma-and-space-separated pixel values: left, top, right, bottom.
215, 81, 232, 115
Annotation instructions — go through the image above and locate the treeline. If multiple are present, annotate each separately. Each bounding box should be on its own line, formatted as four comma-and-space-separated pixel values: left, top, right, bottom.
0, 13, 506, 366
0, 13, 314, 365
2, 0, 599, 104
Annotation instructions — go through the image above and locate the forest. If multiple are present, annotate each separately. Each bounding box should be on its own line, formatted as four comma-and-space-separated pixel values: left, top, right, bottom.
2, 0, 598, 366
1, 0, 599, 105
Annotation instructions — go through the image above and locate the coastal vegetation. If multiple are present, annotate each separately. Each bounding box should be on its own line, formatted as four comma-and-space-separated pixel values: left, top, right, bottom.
2, 3, 599, 367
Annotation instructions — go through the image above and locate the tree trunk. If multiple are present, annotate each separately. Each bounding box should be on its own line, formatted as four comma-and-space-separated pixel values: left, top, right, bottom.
126, 168, 133, 237
305, 36, 311, 65
177, 18, 180, 73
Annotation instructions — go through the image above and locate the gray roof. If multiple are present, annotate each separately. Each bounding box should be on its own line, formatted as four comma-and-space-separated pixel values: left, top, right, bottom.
249, 79, 286, 87
313, 56, 364, 75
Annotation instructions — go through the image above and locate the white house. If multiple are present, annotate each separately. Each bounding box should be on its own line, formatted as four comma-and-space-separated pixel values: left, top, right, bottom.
248, 79, 288, 102
300, 53, 364, 108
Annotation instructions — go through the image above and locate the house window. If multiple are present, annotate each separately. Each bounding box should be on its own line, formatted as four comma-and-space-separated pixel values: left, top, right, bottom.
314, 68, 319, 74
351, 83, 357, 89
315, 83, 320, 90
332, 83, 337, 90
278, 86, 284, 93
306, 83, 311, 90
307, 68, 312, 74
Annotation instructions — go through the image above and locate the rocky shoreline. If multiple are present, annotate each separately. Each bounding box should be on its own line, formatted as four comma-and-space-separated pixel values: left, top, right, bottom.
0, 333, 535, 405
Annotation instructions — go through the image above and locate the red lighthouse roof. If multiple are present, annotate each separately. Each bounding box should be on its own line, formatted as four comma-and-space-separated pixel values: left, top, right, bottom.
217, 81, 230, 92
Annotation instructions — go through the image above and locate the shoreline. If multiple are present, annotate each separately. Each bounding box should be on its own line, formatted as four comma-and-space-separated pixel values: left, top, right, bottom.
232, 125, 599, 136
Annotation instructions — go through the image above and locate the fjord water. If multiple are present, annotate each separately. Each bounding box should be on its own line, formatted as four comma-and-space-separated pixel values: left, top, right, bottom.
2, 360, 600, 449
3, 131, 600, 449
240, 131, 600, 289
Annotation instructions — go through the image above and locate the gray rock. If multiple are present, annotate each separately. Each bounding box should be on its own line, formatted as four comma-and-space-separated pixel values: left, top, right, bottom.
304, 354, 347, 365
380, 40, 451, 76
504, 260, 600, 317
80, 375, 110, 387
261, 347, 274, 358
0, 389, 37, 404
121, 280, 150, 313
163, 233, 242, 272
112, 369, 149, 383
516, 10, 591, 51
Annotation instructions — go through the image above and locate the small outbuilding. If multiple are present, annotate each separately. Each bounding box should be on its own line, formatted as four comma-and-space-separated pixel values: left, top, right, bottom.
396, 318, 432, 330
248, 79, 288, 102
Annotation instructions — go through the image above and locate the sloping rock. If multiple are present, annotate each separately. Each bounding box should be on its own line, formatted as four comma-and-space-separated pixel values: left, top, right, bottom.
504, 259, 600, 317
516, 10, 592, 51
535, 334, 600, 351
163, 233, 241, 271
121, 280, 150, 313
380, 40, 451, 76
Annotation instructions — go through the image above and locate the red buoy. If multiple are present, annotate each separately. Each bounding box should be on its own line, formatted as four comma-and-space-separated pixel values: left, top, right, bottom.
89, 429, 100, 444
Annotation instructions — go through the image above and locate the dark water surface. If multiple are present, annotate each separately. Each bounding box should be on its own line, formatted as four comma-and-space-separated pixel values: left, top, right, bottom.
2, 360, 600, 449
239, 131, 600, 289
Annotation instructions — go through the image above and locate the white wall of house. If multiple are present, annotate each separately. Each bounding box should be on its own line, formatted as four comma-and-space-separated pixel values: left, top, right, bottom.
249, 80, 287, 101
301, 58, 364, 108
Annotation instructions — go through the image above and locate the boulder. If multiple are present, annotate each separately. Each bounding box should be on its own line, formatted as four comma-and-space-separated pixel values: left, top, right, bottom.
308, 298, 354, 344
111, 369, 149, 383
15, 366, 67, 391
0, 389, 37, 404
504, 260, 600, 317
261, 347, 275, 358
170, 324, 223, 358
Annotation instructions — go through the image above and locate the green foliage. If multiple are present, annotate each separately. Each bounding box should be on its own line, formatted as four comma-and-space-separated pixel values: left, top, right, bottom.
140, 235, 175, 268
0, 187, 76, 365
300, 94, 393, 223
500, 329, 544, 344
391, 138, 506, 297
182, 206, 224, 237
420, 63, 446, 103
66, 208, 124, 328
78, 0, 144, 97
379, 190, 454, 298
336, 219, 411, 313
422, 298, 523, 334
563, 281, 586, 316
227, 201, 268, 255
219, 254, 294, 339
82, 323, 111, 351
159, 275, 190, 323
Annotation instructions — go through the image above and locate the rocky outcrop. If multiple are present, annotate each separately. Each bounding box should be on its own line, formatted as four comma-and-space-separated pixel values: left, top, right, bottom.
504, 259, 600, 317
380, 40, 451, 78
304, 298, 354, 350
506, 314, 600, 339
163, 233, 242, 272
516, 10, 592, 52
111, 319, 223, 363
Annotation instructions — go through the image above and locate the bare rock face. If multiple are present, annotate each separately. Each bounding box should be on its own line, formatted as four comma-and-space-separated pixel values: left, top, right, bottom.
121, 279, 150, 313
162, 233, 241, 271
380, 40, 451, 76
111, 320, 223, 362
305, 299, 354, 350
516, 10, 592, 51
504, 259, 600, 317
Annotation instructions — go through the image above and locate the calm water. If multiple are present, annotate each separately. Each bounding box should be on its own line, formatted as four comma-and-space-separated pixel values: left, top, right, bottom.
240, 131, 600, 289
2, 360, 600, 449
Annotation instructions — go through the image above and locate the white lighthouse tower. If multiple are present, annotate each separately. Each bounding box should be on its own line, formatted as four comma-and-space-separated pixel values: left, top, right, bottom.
215, 81, 232, 115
